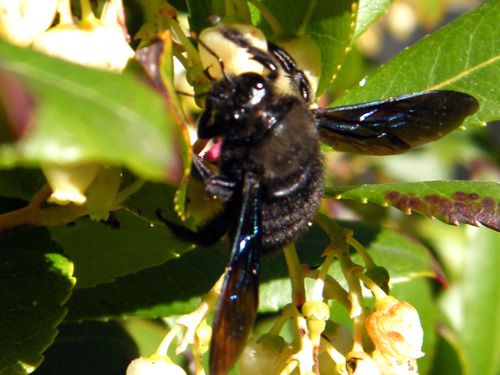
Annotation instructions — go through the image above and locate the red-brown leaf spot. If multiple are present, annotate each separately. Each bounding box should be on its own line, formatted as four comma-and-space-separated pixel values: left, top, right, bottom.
385, 190, 499, 231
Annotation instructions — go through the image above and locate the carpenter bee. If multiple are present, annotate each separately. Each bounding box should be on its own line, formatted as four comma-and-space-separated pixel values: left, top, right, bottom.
162, 26, 479, 375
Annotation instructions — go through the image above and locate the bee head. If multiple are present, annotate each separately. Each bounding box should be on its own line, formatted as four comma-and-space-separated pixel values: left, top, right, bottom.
197, 72, 271, 139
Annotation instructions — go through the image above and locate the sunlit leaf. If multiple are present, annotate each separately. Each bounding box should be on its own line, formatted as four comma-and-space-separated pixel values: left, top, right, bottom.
431, 326, 466, 375
354, 0, 395, 39
335, 1, 500, 128
0, 41, 181, 184
49, 210, 193, 288
326, 181, 500, 231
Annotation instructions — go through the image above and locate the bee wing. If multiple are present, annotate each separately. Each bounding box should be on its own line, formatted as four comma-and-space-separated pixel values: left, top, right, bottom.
313, 90, 479, 155
209, 173, 262, 375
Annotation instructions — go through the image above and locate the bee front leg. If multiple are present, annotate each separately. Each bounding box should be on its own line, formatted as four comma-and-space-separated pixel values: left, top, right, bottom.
193, 155, 236, 201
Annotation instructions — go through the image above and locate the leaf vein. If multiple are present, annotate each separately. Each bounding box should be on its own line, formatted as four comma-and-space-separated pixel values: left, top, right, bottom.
428, 55, 500, 91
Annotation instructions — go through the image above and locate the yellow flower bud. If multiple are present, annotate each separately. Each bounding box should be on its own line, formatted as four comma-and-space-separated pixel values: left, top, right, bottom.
195, 319, 212, 354
199, 24, 267, 80
365, 296, 424, 360
42, 163, 100, 205
302, 300, 330, 343
32, 21, 134, 72
371, 349, 418, 375
0, 0, 57, 46
302, 301, 330, 321
127, 357, 186, 375
238, 334, 293, 375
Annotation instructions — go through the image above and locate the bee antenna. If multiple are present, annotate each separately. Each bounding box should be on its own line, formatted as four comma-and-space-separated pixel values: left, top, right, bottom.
198, 38, 234, 84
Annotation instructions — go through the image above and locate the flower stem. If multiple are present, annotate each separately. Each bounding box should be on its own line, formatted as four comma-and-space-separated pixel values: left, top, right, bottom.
297, 0, 317, 35
156, 324, 182, 356
357, 271, 387, 301
347, 235, 375, 268
269, 304, 295, 336
306, 270, 350, 309
79, 0, 95, 21
166, 17, 201, 69
283, 243, 305, 307
333, 239, 366, 352
310, 246, 335, 301
320, 337, 346, 371
58, 0, 74, 24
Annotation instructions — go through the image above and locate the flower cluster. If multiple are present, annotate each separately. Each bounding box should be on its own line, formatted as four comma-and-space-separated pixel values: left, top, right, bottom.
366, 296, 424, 374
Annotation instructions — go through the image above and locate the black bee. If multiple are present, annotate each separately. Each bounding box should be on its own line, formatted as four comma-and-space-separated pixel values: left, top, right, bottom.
163, 26, 479, 375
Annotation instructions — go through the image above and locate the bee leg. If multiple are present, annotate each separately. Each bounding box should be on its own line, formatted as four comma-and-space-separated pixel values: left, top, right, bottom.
193, 155, 236, 201
157, 208, 229, 247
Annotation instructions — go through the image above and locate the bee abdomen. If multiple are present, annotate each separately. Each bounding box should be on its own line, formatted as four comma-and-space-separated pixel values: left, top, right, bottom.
261, 156, 323, 252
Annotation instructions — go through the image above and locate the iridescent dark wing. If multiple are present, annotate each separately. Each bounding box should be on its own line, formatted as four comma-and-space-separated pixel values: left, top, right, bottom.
313, 90, 479, 155
209, 173, 262, 375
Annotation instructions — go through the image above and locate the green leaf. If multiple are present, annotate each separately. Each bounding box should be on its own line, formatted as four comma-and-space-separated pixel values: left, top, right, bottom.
308, 0, 358, 95
421, 222, 497, 374
354, 0, 395, 39
0, 229, 74, 374
325, 181, 500, 231
35, 321, 139, 375
250, 1, 357, 96
65, 226, 324, 320
49, 210, 193, 288
334, 1, 500, 127
65, 242, 228, 321
0, 41, 181, 184
458, 227, 500, 375
430, 326, 466, 375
